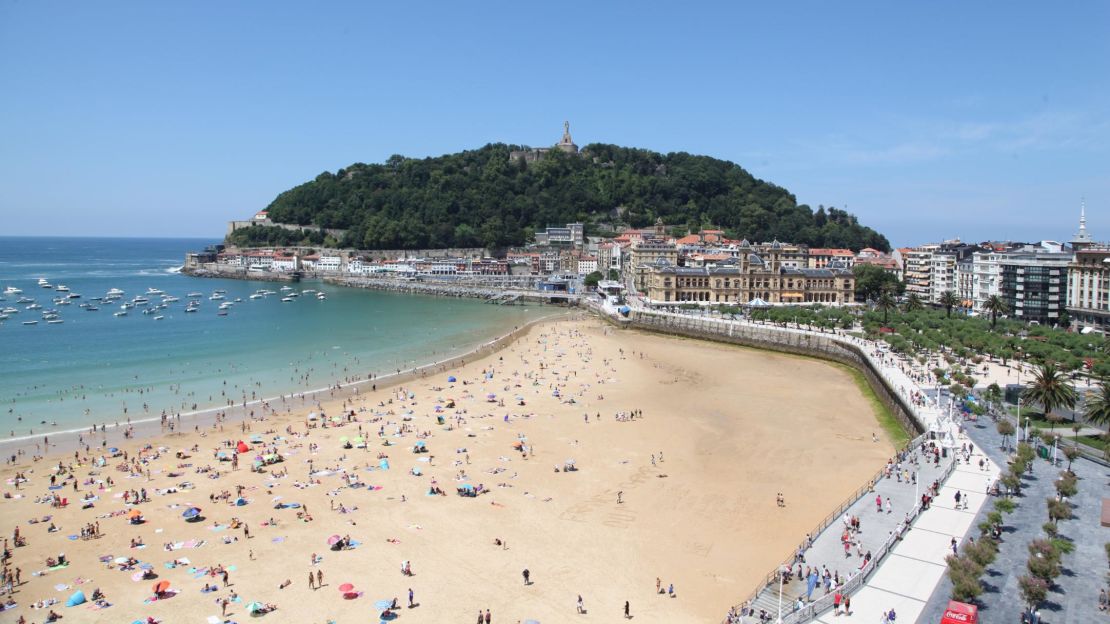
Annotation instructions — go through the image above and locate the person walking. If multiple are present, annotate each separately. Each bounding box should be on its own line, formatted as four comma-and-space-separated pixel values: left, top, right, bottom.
484, 608, 491, 623
308, 571, 315, 590
316, 569, 323, 589
408, 587, 414, 608
522, 568, 530, 585
576, 594, 584, 613
624, 600, 631, 619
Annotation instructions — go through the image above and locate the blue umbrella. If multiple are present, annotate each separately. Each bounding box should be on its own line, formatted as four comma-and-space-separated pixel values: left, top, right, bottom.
182, 507, 201, 519
374, 599, 394, 609
108, 447, 119, 453
447, 376, 456, 382
66, 590, 86, 607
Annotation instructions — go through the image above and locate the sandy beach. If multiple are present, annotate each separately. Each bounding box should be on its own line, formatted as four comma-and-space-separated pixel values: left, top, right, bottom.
0, 316, 895, 623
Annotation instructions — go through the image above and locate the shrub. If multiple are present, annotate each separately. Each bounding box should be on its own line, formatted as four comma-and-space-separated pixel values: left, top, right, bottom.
1001, 472, 1023, 496
1042, 522, 1058, 538
964, 539, 998, 568
995, 498, 1017, 514
1049, 538, 1075, 555
946, 556, 984, 602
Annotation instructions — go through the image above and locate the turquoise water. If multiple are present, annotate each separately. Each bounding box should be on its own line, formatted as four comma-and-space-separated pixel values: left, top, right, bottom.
0, 237, 541, 439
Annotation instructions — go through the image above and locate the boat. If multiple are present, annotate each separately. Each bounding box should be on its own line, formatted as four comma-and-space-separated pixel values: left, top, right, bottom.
161, 296, 179, 303
143, 308, 156, 315
114, 311, 127, 317
146, 287, 164, 295
209, 294, 225, 301
281, 297, 293, 302
56, 284, 70, 292
187, 291, 202, 297
38, 278, 52, 288
47, 319, 64, 324
26, 303, 42, 310
132, 296, 150, 305
217, 310, 228, 316
280, 286, 292, 291
317, 293, 327, 300
218, 302, 233, 309
0, 314, 8, 321
4, 286, 22, 295
67, 293, 81, 299
184, 307, 198, 313
1, 307, 17, 314
249, 293, 263, 299
85, 306, 99, 311
17, 297, 34, 304
153, 315, 164, 320
106, 287, 124, 296
214, 289, 227, 294
22, 320, 38, 325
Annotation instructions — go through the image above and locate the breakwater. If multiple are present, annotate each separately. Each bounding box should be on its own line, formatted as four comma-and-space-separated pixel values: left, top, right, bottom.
181, 265, 298, 282
325, 276, 581, 306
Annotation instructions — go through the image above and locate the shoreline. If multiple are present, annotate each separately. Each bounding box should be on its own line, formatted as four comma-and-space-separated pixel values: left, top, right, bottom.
1, 309, 572, 464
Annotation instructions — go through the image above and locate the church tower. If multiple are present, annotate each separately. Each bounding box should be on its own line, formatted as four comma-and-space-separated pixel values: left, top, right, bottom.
1071, 199, 1094, 251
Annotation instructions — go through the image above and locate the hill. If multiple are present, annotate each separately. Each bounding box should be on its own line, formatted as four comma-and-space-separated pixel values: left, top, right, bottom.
228, 142, 890, 251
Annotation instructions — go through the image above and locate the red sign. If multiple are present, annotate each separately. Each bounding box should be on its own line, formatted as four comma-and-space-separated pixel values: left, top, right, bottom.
940, 600, 978, 624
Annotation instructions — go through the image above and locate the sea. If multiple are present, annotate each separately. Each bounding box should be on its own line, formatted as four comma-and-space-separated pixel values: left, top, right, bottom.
0, 237, 543, 441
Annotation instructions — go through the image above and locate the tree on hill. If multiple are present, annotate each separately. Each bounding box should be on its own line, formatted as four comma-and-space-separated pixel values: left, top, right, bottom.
236, 143, 891, 251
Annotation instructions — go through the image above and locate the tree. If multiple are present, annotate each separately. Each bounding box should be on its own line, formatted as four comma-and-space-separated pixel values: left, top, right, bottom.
1022, 362, 1078, 424
1063, 446, 1080, 474
939, 290, 960, 318
853, 264, 903, 300
983, 295, 1008, 330
904, 293, 924, 312
985, 383, 1003, 412
1082, 379, 1110, 427
997, 420, 1016, 451
876, 290, 897, 325
1018, 575, 1049, 612
607, 268, 620, 281
583, 271, 603, 288
1046, 498, 1072, 525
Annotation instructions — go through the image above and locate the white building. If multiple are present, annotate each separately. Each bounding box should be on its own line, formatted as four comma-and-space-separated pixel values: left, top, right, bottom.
577, 256, 599, 276
928, 251, 956, 304
970, 251, 1004, 312
317, 255, 343, 272
272, 255, 298, 272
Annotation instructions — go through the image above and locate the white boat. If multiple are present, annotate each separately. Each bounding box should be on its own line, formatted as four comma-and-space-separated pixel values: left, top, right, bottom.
146, 287, 164, 295
153, 315, 164, 320
106, 287, 124, 296
4, 286, 23, 295
280, 286, 292, 291
209, 294, 225, 301
114, 311, 127, 317
249, 293, 263, 299
161, 296, 179, 303
281, 297, 293, 302
47, 319, 64, 324
214, 289, 227, 294
217, 310, 228, 316
218, 302, 233, 309
67, 293, 81, 299
1, 307, 17, 314
56, 284, 70, 292
187, 292, 202, 297
85, 306, 99, 311
38, 278, 52, 288
184, 307, 198, 313
122, 302, 135, 309
26, 303, 42, 310
317, 293, 327, 300
17, 297, 33, 304
0, 314, 8, 320
22, 320, 38, 325
132, 296, 149, 305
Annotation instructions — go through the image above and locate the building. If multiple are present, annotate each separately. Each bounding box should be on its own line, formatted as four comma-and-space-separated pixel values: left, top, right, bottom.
929, 252, 957, 305
509, 121, 580, 163
903, 245, 937, 300
1067, 247, 1110, 331
999, 253, 1070, 325
597, 241, 622, 275
534, 222, 585, 246
807, 248, 856, 269
577, 256, 598, 276
630, 239, 678, 290
970, 250, 1005, 312
643, 243, 855, 305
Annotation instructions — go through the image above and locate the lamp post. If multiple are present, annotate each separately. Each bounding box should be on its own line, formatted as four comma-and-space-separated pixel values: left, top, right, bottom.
1015, 349, 1023, 446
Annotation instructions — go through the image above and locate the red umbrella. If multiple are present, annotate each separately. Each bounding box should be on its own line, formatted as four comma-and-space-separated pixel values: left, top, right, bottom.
338, 583, 354, 592
152, 580, 170, 594
236, 441, 249, 453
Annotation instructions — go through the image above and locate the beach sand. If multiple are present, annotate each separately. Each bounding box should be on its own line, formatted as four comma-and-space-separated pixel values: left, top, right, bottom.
0, 316, 895, 623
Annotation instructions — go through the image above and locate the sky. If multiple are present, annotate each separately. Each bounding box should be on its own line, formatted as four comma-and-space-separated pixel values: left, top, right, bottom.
1, 2, 1108, 248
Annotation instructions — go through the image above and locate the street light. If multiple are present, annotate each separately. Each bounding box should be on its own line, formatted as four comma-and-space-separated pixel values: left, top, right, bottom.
1015, 349, 1023, 446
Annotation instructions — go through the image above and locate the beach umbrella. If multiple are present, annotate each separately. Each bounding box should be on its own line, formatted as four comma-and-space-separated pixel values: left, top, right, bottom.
486, 393, 496, 399
108, 447, 118, 453
234, 497, 247, 506
236, 441, 249, 453
447, 376, 456, 382
182, 507, 201, 519
128, 509, 142, 519
434, 406, 443, 413
114, 556, 129, 564
152, 580, 170, 594
565, 459, 576, 465
338, 583, 354, 592
374, 599, 394, 609
307, 412, 318, 420
327, 534, 342, 545
340, 436, 349, 443
66, 590, 86, 607
139, 563, 153, 570
415, 441, 426, 448
246, 601, 264, 613
353, 437, 365, 445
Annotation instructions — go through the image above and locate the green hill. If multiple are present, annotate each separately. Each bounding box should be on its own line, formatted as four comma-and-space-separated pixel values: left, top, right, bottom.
228, 143, 890, 251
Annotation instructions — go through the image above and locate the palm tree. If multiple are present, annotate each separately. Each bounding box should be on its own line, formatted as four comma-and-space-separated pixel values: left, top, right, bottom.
904, 293, 924, 313
983, 294, 1008, 330
1022, 362, 1078, 426
1082, 378, 1110, 428
876, 290, 897, 325
939, 290, 960, 318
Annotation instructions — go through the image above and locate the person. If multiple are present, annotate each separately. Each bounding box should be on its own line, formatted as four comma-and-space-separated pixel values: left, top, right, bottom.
408, 587, 414, 608
1100, 588, 1108, 612
577, 594, 584, 613
316, 569, 323, 588
484, 608, 491, 623
308, 571, 315, 590
624, 600, 631, 618
522, 568, 530, 585
833, 591, 842, 615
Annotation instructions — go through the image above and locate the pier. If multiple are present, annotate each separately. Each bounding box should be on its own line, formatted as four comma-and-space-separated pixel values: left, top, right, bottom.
324, 276, 581, 306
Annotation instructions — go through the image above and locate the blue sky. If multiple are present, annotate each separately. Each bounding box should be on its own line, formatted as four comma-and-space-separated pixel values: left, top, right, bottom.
2, 2, 1107, 248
